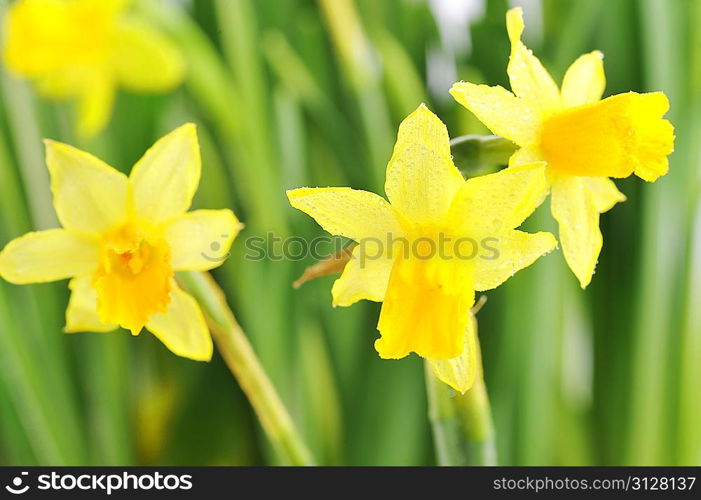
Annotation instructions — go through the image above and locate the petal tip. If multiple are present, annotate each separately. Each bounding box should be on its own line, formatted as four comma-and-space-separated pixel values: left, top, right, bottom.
183, 122, 197, 134
193, 349, 213, 362
286, 188, 309, 205
174, 344, 214, 362
42, 138, 68, 154
410, 102, 437, 119
163, 122, 199, 145
506, 6, 525, 42
545, 233, 559, 253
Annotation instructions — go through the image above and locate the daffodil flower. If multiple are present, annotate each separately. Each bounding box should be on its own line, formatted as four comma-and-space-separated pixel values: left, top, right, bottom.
3, 0, 184, 137
0, 123, 242, 360
450, 7, 674, 288
288, 105, 556, 392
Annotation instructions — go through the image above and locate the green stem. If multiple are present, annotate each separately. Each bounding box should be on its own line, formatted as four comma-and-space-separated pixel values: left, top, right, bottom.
676, 0, 701, 466
178, 271, 314, 466
213, 0, 289, 237
625, 0, 685, 465
0, 284, 87, 464
81, 335, 132, 464
317, 0, 394, 190
449, 135, 516, 171
425, 322, 496, 466
0, 72, 57, 230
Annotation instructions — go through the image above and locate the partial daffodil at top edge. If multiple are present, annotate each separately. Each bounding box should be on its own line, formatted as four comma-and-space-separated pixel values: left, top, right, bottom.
450, 7, 674, 288
0, 123, 242, 361
287, 104, 557, 392
3, 0, 184, 138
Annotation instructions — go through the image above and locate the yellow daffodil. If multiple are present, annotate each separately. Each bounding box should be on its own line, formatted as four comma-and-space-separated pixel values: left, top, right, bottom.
3, 0, 184, 137
288, 104, 557, 392
450, 7, 674, 288
0, 123, 242, 360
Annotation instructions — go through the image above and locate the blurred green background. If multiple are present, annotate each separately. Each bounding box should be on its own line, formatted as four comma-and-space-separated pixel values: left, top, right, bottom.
0, 0, 699, 465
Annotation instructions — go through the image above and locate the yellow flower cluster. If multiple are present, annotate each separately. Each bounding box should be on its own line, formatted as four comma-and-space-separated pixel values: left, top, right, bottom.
288, 8, 673, 390
3, 0, 184, 137
0, 7, 674, 393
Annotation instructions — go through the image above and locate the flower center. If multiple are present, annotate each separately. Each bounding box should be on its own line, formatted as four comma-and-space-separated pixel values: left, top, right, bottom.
93, 222, 172, 334
539, 92, 674, 180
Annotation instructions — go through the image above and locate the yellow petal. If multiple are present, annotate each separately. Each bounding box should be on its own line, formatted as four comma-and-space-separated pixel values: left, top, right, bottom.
447, 164, 549, 236
376, 255, 474, 360
0, 229, 97, 284
474, 230, 557, 291
450, 82, 541, 148
114, 18, 185, 93
3, 0, 68, 76
3, 0, 123, 76
505, 7, 560, 111
146, 281, 213, 361
384, 104, 464, 224
165, 209, 243, 271
331, 245, 393, 307
129, 123, 201, 222
65, 277, 117, 333
550, 176, 601, 288
583, 177, 626, 213
561, 51, 606, 107
287, 187, 402, 242
540, 92, 674, 180
428, 316, 477, 393
44, 139, 129, 232
76, 71, 115, 138
4, 0, 122, 137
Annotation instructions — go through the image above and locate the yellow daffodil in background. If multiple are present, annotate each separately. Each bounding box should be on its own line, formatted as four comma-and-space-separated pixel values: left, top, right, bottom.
3, 0, 184, 137
0, 123, 242, 360
288, 104, 557, 392
450, 7, 674, 288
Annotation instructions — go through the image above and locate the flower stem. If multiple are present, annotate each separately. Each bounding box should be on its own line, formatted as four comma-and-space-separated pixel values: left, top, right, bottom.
425, 317, 496, 466
178, 271, 314, 466
449, 134, 516, 172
